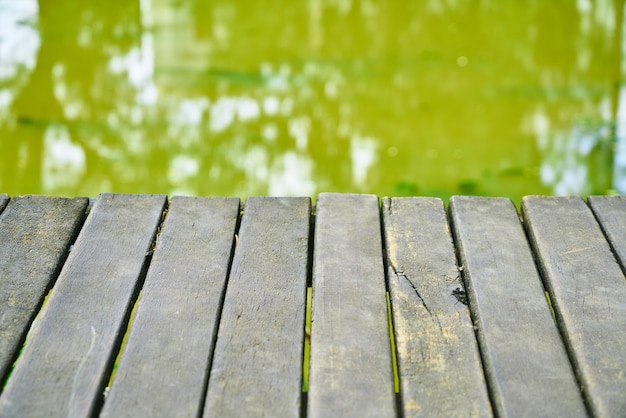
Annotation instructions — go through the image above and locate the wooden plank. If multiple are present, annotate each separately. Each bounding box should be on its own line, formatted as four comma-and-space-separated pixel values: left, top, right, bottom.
522, 196, 626, 417
382, 197, 492, 417
0, 194, 8, 213
588, 195, 626, 272
449, 196, 586, 418
100, 197, 240, 417
308, 193, 395, 418
203, 197, 310, 417
0, 196, 88, 384
0, 193, 166, 417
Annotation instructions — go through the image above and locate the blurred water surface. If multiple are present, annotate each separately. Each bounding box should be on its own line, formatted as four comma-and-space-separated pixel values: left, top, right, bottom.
0, 0, 624, 200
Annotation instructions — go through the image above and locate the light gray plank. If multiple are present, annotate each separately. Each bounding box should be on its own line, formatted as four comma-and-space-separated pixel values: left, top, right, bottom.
588, 195, 626, 273
308, 193, 395, 418
0, 193, 166, 417
100, 197, 240, 418
382, 197, 492, 418
203, 197, 310, 417
522, 196, 626, 418
0, 196, 88, 384
449, 196, 586, 418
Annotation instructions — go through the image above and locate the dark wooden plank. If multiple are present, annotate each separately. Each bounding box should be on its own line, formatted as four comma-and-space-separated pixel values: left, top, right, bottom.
0, 196, 88, 384
0, 194, 8, 213
308, 193, 395, 418
100, 196, 240, 417
449, 196, 586, 418
588, 195, 626, 273
382, 197, 492, 417
203, 197, 310, 417
522, 196, 626, 417
0, 193, 166, 417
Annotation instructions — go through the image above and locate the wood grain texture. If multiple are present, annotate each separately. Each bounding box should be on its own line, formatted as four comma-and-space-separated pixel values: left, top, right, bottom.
0, 193, 166, 418
203, 197, 310, 417
450, 196, 586, 418
588, 195, 626, 273
382, 197, 492, 418
100, 197, 240, 418
308, 193, 395, 418
522, 196, 626, 418
0, 196, 88, 384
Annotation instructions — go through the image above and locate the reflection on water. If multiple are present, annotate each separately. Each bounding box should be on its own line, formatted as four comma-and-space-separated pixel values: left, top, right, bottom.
0, 0, 624, 200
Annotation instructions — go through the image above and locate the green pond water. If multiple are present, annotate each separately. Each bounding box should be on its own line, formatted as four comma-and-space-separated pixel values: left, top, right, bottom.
1, 0, 625, 201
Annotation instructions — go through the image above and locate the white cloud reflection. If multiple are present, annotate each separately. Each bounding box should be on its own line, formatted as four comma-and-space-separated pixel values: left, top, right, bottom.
0, 0, 39, 74
614, 86, 626, 193
0, 0, 39, 111
532, 104, 612, 195
42, 125, 86, 192
269, 151, 315, 196
108, 32, 158, 106
350, 135, 378, 187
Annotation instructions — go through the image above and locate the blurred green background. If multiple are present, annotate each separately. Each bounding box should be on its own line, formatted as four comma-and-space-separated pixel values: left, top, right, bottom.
1, 0, 624, 201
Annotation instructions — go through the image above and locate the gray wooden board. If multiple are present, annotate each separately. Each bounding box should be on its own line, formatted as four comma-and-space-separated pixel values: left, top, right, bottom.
100, 196, 240, 417
0, 196, 88, 384
203, 197, 310, 417
0, 193, 166, 417
382, 197, 492, 417
308, 193, 396, 418
449, 196, 586, 418
0, 194, 8, 213
522, 196, 626, 417
588, 195, 626, 273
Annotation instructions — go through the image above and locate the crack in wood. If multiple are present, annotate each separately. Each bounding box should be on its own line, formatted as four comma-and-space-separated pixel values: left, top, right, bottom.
390, 265, 433, 317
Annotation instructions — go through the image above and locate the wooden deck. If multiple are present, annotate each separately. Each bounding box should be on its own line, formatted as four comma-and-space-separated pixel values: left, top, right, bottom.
0, 193, 625, 417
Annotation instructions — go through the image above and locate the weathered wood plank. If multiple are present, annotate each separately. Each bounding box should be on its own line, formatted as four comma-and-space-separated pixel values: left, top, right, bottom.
0, 196, 88, 384
308, 193, 395, 418
588, 195, 626, 273
522, 196, 626, 417
203, 197, 310, 417
0, 193, 166, 417
449, 196, 586, 418
100, 197, 240, 417
382, 197, 492, 417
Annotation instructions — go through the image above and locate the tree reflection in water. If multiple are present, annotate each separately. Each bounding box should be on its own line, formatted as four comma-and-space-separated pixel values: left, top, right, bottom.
0, 0, 622, 199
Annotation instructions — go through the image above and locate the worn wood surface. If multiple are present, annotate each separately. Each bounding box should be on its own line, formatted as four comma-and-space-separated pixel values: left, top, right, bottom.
522, 196, 626, 418
203, 197, 310, 417
1, 192, 625, 416
0, 194, 166, 418
382, 197, 491, 418
588, 195, 626, 273
308, 193, 395, 418
100, 197, 240, 418
450, 196, 586, 418
0, 196, 88, 384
